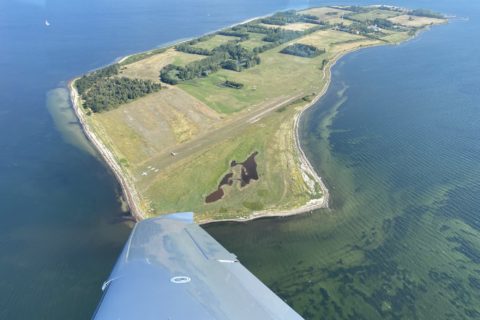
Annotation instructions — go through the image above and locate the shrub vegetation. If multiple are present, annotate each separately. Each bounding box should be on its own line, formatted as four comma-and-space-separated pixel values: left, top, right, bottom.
280, 43, 324, 58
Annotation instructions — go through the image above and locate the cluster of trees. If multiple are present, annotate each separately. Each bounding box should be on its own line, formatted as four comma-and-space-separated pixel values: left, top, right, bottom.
174, 35, 218, 55
372, 18, 394, 29
240, 24, 272, 34
280, 43, 324, 58
82, 77, 161, 112
223, 80, 244, 89
212, 22, 326, 56
175, 43, 212, 56
75, 64, 119, 95
377, 5, 404, 12
410, 9, 444, 19
337, 21, 382, 37
218, 42, 261, 70
261, 10, 323, 26
161, 43, 260, 84
217, 30, 250, 41
263, 28, 303, 42
184, 35, 214, 45
352, 22, 376, 34
254, 24, 327, 53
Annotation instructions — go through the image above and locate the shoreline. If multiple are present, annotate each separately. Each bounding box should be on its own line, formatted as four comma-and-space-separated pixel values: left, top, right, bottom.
69, 81, 146, 220
198, 49, 355, 225
116, 10, 291, 66
68, 12, 434, 224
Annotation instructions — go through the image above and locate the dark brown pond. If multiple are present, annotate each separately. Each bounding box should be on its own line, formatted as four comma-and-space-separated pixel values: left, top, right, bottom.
205, 152, 259, 203
205, 172, 233, 203
205, 188, 224, 203
240, 151, 259, 187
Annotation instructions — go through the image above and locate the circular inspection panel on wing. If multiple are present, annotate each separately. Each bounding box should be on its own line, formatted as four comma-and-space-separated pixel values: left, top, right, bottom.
170, 276, 191, 284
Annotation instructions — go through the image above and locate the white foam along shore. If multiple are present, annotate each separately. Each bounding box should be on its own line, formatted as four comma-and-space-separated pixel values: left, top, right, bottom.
69, 81, 146, 220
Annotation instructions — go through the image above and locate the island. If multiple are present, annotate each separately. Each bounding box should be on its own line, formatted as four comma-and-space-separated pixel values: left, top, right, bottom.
69, 5, 446, 222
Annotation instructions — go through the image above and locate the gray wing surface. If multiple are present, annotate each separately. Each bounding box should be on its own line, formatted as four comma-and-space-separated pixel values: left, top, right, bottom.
93, 212, 304, 320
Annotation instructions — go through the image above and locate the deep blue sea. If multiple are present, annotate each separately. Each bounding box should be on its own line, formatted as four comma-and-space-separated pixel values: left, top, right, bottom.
1, 0, 479, 319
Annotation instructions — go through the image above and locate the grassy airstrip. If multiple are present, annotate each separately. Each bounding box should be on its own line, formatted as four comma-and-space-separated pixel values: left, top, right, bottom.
77, 6, 446, 221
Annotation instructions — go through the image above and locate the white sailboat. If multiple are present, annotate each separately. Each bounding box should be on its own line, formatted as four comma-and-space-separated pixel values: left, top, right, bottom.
45, 20, 50, 27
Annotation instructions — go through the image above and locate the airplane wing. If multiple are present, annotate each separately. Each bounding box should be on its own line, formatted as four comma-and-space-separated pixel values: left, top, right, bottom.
92, 212, 304, 320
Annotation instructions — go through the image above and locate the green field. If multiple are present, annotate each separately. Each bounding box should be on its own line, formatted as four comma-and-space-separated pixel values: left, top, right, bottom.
240, 32, 268, 50
191, 34, 239, 50
143, 103, 314, 220
179, 44, 327, 114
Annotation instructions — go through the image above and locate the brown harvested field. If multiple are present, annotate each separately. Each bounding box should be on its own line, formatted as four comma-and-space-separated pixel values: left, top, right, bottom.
389, 15, 444, 27
279, 22, 319, 31
88, 86, 220, 169
260, 22, 323, 31
119, 48, 203, 82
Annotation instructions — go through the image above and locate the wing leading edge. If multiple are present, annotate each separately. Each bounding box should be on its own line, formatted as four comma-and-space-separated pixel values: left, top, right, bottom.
93, 212, 304, 320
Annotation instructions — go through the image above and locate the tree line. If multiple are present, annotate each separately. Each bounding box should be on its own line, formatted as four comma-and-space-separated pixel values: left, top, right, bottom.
75, 64, 120, 95
161, 18, 330, 84
261, 10, 325, 26
372, 18, 394, 29
175, 43, 213, 56
75, 64, 160, 113
410, 9, 444, 19
253, 24, 327, 53
223, 80, 244, 89
217, 30, 250, 40
82, 77, 161, 113
161, 43, 260, 84
281, 43, 325, 58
